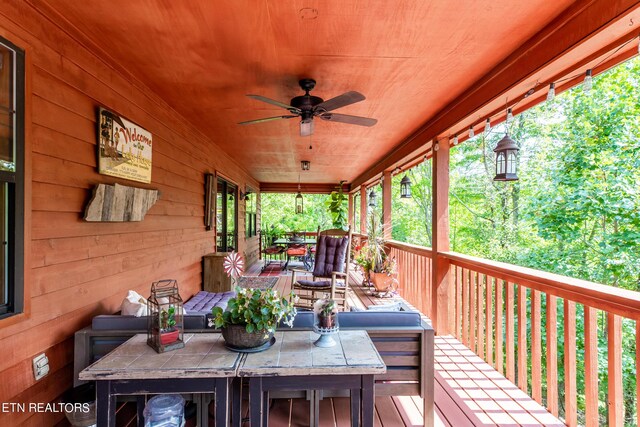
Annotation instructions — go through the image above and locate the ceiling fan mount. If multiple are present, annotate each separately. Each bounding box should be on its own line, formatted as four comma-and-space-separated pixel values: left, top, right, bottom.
239, 78, 377, 136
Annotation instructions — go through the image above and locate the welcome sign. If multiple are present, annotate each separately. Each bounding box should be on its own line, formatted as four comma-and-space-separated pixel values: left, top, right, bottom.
98, 107, 152, 183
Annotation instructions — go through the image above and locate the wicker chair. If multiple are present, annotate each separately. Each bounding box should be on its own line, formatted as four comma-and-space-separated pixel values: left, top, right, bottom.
291, 227, 352, 310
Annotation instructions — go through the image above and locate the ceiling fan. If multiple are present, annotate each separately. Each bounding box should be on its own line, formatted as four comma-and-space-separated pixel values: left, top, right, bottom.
239, 78, 377, 136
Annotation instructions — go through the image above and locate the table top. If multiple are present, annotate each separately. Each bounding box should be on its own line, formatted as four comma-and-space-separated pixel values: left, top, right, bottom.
238, 330, 386, 377
78, 333, 242, 381
273, 238, 316, 245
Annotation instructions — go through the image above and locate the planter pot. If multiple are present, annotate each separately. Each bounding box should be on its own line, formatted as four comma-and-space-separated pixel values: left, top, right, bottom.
318, 313, 336, 329
371, 272, 396, 292
159, 328, 180, 345
222, 324, 272, 349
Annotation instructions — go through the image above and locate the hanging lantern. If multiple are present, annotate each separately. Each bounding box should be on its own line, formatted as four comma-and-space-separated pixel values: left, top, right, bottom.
400, 175, 412, 198
147, 280, 184, 353
368, 189, 377, 207
493, 134, 520, 181
295, 191, 304, 214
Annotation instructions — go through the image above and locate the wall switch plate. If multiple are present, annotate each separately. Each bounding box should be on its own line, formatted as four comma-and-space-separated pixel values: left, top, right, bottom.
32, 353, 49, 381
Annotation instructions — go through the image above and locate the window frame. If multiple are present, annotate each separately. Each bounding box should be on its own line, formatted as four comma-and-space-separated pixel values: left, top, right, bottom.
0, 35, 24, 318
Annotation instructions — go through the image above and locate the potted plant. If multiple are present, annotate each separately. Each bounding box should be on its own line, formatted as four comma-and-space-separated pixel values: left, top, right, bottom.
357, 214, 398, 293
314, 298, 337, 329
159, 306, 179, 345
210, 287, 297, 350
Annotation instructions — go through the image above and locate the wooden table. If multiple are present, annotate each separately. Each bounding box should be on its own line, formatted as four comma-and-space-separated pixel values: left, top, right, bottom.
79, 333, 241, 427
237, 330, 386, 427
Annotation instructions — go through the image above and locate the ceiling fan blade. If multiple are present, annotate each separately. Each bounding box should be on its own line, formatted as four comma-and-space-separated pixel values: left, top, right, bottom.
238, 115, 298, 125
319, 113, 377, 127
247, 95, 301, 113
313, 91, 365, 113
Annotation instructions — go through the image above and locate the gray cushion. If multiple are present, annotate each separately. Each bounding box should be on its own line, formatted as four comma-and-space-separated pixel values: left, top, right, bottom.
313, 235, 348, 278
92, 314, 207, 330
283, 310, 422, 329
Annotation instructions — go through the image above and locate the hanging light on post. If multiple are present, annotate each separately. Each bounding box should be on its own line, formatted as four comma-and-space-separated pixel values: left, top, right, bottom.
469, 126, 475, 138
493, 134, 520, 181
400, 174, 412, 198
295, 173, 304, 214
484, 118, 491, 136
546, 83, 556, 102
368, 188, 377, 207
583, 69, 593, 93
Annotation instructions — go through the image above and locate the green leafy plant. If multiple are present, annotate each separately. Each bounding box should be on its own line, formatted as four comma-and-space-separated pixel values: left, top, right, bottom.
325, 180, 348, 229
210, 288, 297, 333
160, 306, 176, 331
318, 299, 336, 316
355, 213, 397, 274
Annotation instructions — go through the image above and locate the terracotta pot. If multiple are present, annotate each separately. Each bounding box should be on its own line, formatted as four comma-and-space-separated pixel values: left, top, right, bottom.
159, 328, 179, 345
371, 272, 396, 292
318, 313, 336, 329
222, 324, 272, 349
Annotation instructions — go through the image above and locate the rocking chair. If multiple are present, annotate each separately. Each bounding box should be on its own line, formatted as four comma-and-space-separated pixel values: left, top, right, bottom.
291, 227, 352, 310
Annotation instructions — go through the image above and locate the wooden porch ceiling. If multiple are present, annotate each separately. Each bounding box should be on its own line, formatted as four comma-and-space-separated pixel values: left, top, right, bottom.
39, 0, 639, 187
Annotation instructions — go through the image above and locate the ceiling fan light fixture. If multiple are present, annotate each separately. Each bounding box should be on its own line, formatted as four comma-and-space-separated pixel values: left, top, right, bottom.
300, 119, 314, 137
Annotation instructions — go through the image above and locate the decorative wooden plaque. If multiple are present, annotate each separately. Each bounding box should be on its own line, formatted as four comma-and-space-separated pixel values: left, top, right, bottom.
84, 183, 159, 222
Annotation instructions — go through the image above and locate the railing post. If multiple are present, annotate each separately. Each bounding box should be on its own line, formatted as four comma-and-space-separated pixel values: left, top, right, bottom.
359, 185, 367, 235
431, 138, 451, 335
382, 170, 392, 240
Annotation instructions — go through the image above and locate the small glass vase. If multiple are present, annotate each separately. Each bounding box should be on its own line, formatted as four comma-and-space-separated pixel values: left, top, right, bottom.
313, 296, 339, 347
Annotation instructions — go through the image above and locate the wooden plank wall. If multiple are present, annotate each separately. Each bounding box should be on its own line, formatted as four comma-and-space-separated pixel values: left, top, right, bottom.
0, 2, 259, 425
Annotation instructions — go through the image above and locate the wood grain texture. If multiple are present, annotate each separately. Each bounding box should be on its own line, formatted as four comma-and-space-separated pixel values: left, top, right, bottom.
546, 295, 558, 417
84, 183, 159, 222
564, 301, 577, 427
0, 3, 258, 423
584, 306, 598, 427
607, 313, 623, 427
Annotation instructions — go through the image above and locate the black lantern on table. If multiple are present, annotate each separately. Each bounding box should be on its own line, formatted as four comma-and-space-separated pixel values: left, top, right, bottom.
400, 174, 412, 198
493, 134, 520, 181
147, 279, 185, 353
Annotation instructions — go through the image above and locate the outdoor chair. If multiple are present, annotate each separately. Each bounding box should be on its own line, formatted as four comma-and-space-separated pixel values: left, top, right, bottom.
291, 227, 352, 310
285, 231, 309, 269
260, 230, 285, 271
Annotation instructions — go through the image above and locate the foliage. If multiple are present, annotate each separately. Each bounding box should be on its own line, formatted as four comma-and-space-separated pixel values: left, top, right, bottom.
314, 298, 336, 317
355, 213, 396, 274
261, 193, 332, 234
159, 306, 176, 331
325, 180, 348, 229
210, 287, 297, 333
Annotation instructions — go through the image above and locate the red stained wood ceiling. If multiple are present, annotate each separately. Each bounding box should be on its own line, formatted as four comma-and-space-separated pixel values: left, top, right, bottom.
42, 0, 577, 185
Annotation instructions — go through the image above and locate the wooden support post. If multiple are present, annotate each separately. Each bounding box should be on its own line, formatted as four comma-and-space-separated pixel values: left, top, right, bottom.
382, 170, 392, 240
348, 193, 354, 228
607, 313, 623, 427
360, 185, 367, 235
431, 139, 451, 335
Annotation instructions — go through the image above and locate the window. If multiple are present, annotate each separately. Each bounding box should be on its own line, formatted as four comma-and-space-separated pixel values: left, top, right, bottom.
245, 190, 257, 238
0, 37, 24, 318
216, 178, 237, 252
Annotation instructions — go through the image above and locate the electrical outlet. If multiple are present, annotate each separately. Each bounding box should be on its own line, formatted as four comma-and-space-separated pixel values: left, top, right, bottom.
32, 353, 49, 381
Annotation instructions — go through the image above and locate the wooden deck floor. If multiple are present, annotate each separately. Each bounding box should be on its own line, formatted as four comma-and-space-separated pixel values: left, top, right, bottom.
244, 261, 565, 427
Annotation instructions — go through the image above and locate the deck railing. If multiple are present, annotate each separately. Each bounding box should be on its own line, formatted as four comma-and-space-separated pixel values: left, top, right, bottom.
372, 237, 640, 427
